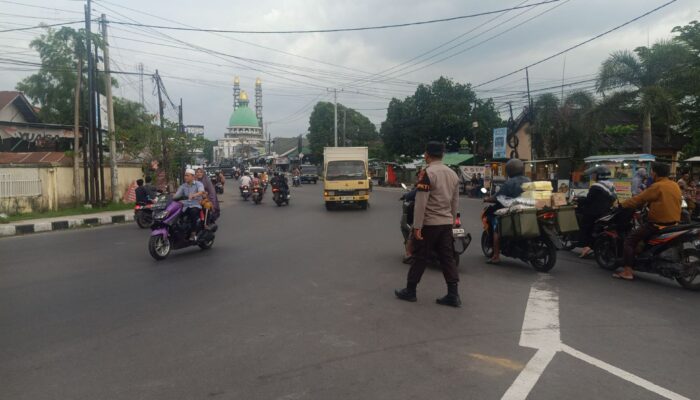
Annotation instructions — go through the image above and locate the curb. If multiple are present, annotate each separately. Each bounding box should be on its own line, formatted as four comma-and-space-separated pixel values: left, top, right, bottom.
0, 212, 134, 238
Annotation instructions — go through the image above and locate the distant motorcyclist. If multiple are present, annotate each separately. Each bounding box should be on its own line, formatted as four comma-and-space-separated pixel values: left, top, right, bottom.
239, 171, 252, 188
270, 172, 289, 192
614, 162, 681, 281
485, 158, 531, 265
577, 167, 616, 258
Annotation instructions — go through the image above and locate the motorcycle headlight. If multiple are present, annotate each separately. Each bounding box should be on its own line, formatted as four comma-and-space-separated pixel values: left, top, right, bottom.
154, 210, 169, 220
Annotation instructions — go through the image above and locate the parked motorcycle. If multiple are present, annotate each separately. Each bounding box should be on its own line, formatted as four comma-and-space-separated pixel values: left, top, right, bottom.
148, 196, 217, 260
592, 207, 700, 290
399, 184, 471, 266
240, 185, 250, 201
292, 175, 301, 187
480, 189, 560, 272
272, 187, 290, 206
251, 186, 263, 205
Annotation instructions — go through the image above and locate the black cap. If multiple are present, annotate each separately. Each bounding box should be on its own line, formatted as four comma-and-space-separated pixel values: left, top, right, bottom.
425, 141, 445, 157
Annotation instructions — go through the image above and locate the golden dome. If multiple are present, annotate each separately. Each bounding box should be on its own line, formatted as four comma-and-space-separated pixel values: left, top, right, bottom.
233, 76, 240, 84
240, 90, 249, 101
255, 77, 261, 85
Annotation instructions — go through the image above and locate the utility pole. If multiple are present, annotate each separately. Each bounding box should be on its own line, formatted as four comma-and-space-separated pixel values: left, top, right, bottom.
94, 40, 105, 204
138, 62, 144, 107
342, 108, 347, 147
155, 70, 168, 182
327, 88, 342, 147
84, 0, 96, 205
525, 67, 533, 161
101, 14, 118, 203
72, 44, 82, 207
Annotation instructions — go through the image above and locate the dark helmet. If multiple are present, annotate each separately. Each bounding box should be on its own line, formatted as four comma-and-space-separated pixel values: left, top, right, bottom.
505, 159, 525, 178
274, 172, 279, 177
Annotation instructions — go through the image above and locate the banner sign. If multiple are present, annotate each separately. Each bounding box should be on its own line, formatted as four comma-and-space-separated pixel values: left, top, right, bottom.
0, 125, 75, 142
459, 166, 485, 180
492, 127, 507, 159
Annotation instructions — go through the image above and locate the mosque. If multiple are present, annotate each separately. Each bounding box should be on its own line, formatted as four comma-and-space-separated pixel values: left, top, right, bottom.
213, 77, 265, 164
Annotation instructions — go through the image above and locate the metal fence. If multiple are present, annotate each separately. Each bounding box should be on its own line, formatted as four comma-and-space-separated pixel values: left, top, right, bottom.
0, 170, 42, 198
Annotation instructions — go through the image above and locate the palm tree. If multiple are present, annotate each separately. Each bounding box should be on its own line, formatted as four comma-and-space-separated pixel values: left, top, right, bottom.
596, 41, 687, 154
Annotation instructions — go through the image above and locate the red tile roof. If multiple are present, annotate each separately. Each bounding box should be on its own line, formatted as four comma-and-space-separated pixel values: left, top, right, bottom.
0, 152, 73, 166
0, 91, 21, 110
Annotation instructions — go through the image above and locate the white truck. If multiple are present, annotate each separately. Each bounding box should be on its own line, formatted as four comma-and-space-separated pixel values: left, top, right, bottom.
323, 147, 370, 210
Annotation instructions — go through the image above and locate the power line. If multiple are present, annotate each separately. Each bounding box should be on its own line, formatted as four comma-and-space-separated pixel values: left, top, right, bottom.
104, 1, 564, 34
0, 20, 86, 33
474, 0, 678, 88
0, 0, 84, 14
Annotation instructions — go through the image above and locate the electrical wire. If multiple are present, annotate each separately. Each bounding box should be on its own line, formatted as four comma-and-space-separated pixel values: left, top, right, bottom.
104, 1, 564, 34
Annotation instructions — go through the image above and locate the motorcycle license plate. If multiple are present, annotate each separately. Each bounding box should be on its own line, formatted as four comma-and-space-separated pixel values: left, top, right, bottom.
340, 196, 354, 200
452, 228, 466, 237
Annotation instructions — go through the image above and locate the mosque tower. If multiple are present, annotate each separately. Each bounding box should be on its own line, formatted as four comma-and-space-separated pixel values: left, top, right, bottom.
255, 77, 263, 128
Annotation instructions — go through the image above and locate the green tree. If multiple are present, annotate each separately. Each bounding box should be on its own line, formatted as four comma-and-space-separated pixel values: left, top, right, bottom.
16, 26, 110, 125
596, 40, 690, 153
672, 21, 700, 157
307, 102, 378, 159
380, 77, 501, 158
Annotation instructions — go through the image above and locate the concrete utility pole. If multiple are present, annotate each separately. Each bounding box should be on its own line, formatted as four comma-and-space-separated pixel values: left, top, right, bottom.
342, 108, 347, 147
84, 0, 96, 205
155, 70, 169, 179
327, 88, 342, 147
72, 47, 82, 207
101, 14, 119, 202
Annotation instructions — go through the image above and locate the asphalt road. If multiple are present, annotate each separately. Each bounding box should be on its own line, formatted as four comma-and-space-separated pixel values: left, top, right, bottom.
1, 183, 699, 400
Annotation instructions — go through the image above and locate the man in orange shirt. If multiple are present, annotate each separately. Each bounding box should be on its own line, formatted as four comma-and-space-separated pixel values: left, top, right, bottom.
614, 162, 682, 280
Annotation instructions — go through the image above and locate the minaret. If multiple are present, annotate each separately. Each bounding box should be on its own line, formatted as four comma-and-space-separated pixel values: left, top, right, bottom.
233, 76, 240, 111
255, 77, 263, 127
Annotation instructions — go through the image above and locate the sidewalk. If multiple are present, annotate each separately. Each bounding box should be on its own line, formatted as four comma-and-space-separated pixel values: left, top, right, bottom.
0, 210, 134, 237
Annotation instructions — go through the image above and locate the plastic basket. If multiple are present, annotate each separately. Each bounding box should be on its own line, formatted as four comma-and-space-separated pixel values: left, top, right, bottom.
556, 206, 579, 234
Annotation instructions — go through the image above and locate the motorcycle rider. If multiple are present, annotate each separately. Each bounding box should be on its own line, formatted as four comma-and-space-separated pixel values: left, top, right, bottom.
270, 171, 289, 195
239, 171, 252, 195
614, 162, 681, 281
485, 158, 531, 265
174, 169, 206, 241
577, 167, 616, 258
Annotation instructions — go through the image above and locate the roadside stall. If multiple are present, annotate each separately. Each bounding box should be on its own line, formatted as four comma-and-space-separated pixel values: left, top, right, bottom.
524, 158, 575, 195
683, 156, 700, 179
578, 154, 655, 200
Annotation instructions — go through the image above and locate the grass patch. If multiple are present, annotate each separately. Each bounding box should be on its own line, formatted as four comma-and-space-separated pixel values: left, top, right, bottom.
0, 202, 135, 223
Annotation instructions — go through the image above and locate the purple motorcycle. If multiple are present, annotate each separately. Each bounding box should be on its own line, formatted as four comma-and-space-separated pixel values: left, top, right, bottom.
148, 196, 217, 260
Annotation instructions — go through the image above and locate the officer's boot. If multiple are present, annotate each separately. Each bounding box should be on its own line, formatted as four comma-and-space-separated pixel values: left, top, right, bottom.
394, 282, 417, 302
436, 283, 461, 307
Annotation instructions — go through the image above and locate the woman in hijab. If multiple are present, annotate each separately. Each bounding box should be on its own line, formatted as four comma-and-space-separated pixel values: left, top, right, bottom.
578, 167, 617, 258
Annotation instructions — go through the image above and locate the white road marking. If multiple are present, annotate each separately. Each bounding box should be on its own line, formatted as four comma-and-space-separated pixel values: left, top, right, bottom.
501, 276, 690, 400
561, 344, 691, 400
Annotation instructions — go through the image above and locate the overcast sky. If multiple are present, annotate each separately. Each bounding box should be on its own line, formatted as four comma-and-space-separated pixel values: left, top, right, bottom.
0, 0, 697, 139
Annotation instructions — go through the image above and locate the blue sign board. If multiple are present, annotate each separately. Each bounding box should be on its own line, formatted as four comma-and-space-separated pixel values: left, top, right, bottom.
492, 127, 507, 159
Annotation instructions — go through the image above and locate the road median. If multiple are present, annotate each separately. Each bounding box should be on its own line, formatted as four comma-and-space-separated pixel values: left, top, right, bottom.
0, 210, 133, 237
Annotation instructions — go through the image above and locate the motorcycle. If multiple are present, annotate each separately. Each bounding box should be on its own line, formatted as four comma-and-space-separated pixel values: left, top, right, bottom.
480, 189, 560, 272
399, 184, 471, 266
134, 194, 166, 229
251, 186, 263, 205
240, 185, 250, 201
148, 195, 218, 260
272, 186, 290, 206
592, 207, 700, 290
292, 175, 301, 187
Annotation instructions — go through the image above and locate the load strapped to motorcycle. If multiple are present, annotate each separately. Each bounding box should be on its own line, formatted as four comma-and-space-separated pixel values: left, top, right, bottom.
495, 180, 579, 239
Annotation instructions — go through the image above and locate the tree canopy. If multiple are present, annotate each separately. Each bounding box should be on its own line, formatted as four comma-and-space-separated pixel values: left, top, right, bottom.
307, 102, 378, 158
380, 77, 501, 158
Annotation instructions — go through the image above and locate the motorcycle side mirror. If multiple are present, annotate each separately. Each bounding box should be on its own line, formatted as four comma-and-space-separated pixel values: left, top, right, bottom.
480, 187, 488, 194
401, 183, 408, 190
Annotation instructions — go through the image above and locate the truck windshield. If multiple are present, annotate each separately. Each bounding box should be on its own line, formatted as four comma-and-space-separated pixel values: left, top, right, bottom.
326, 161, 366, 180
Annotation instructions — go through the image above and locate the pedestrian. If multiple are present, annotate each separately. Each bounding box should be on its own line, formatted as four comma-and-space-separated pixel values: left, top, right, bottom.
395, 141, 462, 307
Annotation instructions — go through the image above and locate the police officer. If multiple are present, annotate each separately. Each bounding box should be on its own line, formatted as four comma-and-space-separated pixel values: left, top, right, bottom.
395, 141, 462, 307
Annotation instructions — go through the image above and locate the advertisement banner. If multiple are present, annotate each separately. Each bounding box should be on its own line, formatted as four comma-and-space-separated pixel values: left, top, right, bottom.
459, 166, 485, 180
492, 127, 507, 159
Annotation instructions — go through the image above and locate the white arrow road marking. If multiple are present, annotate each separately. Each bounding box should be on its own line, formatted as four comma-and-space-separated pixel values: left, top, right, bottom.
501, 275, 691, 400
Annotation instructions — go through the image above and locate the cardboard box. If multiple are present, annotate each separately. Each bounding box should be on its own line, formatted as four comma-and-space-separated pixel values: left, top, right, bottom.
522, 190, 553, 200
551, 192, 567, 207
522, 181, 553, 191
535, 198, 552, 209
